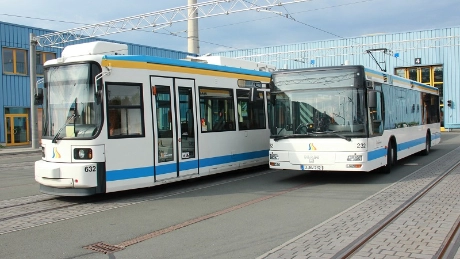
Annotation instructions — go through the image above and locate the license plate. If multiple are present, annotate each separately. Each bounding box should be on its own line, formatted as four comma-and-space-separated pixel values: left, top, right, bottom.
301, 165, 323, 170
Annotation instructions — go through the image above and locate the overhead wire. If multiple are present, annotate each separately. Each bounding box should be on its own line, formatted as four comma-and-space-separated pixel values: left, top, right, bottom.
0, 0, 386, 54
241, 0, 412, 67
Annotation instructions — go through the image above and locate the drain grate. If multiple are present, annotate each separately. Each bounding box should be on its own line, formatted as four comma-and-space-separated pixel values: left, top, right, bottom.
83, 242, 125, 254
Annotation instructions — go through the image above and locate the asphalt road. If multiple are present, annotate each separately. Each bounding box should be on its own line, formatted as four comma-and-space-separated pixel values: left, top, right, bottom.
0, 132, 459, 259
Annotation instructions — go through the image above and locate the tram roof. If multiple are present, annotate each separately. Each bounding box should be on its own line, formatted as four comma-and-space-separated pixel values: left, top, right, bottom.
103, 55, 272, 78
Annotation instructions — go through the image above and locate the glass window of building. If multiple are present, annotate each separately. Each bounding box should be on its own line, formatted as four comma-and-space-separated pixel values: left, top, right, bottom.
36, 52, 56, 76
2, 48, 27, 75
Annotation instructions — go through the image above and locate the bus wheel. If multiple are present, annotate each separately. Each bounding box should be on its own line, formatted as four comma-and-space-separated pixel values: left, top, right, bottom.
421, 133, 431, 156
381, 142, 395, 174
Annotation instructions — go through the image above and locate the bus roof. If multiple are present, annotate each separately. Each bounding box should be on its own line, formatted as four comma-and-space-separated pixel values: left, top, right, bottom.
272, 65, 438, 94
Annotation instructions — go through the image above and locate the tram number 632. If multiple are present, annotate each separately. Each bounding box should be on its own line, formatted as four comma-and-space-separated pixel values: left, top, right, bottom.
85, 165, 97, 172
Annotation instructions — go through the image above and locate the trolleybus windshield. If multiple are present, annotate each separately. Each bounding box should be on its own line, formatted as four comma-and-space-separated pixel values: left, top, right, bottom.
42, 63, 102, 140
269, 69, 367, 139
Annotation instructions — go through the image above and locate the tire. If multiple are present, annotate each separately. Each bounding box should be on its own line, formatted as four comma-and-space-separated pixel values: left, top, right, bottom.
421, 133, 431, 156
380, 141, 395, 174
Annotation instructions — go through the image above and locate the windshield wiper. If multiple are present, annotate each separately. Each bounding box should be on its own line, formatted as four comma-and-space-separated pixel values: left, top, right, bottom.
273, 134, 310, 142
312, 131, 351, 142
330, 132, 351, 142
52, 113, 77, 143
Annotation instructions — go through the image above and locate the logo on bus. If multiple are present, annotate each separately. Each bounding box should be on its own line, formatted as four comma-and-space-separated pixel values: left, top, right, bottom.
308, 143, 317, 150
52, 148, 61, 159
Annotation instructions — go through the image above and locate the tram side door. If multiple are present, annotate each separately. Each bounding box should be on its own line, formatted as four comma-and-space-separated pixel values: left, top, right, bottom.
150, 76, 198, 181
174, 79, 198, 177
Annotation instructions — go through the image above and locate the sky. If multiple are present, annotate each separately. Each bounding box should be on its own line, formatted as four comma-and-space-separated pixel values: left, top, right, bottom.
1, 0, 460, 55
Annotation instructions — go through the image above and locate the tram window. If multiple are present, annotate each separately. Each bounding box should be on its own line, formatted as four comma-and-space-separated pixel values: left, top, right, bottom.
199, 87, 235, 132
237, 89, 266, 130
106, 83, 144, 138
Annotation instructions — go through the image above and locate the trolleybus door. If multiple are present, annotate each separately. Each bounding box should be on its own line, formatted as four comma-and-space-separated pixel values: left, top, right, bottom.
151, 76, 198, 181
174, 79, 198, 177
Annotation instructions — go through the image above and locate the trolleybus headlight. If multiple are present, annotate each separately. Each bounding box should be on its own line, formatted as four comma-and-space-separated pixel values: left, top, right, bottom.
347, 155, 363, 161
74, 148, 93, 160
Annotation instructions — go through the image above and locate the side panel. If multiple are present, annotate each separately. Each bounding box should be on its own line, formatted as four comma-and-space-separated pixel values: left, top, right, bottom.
104, 69, 155, 193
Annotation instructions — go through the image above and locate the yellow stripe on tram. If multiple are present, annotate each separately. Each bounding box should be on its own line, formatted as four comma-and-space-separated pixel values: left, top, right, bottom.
101, 59, 270, 82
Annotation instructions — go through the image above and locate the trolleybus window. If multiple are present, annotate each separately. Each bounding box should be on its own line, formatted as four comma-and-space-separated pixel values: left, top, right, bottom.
106, 83, 144, 138
199, 87, 235, 132
155, 85, 174, 163
237, 89, 266, 130
178, 87, 195, 159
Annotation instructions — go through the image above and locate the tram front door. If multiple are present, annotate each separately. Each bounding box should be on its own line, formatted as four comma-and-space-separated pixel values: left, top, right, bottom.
5, 114, 29, 146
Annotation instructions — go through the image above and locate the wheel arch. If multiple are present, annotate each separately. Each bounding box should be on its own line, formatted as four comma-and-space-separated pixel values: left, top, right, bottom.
388, 135, 397, 163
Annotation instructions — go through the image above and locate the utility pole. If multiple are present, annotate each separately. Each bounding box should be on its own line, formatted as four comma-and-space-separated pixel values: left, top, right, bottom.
188, 0, 199, 54
29, 33, 39, 149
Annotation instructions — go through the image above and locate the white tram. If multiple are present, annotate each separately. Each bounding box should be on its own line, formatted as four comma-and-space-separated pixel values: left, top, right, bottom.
35, 41, 272, 196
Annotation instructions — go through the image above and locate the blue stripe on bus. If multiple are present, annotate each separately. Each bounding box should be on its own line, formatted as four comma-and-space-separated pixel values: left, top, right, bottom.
199, 150, 268, 167
368, 134, 438, 161
368, 148, 387, 161
398, 137, 425, 151
106, 150, 268, 182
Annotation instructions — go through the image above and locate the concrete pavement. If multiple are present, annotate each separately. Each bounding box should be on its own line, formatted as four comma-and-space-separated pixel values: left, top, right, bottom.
0, 145, 41, 156
258, 146, 460, 259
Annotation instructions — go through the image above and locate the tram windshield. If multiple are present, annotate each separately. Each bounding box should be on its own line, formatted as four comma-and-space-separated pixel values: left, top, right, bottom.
42, 63, 102, 140
269, 68, 367, 140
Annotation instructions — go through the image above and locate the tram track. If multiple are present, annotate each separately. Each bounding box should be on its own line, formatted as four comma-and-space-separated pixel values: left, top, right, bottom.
0, 168, 276, 235
0, 195, 57, 210
0, 200, 84, 222
437, 215, 460, 259
333, 162, 460, 259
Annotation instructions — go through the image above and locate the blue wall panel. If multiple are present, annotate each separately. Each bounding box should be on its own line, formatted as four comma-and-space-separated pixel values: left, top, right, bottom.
215, 26, 460, 129
0, 21, 197, 144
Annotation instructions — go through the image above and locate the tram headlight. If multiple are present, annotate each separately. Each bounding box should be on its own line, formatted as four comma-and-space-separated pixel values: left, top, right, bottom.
347, 154, 363, 161
74, 148, 93, 160
78, 150, 85, 159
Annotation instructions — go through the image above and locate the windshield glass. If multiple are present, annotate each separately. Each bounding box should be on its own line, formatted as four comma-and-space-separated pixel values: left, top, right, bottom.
42, 63, 102, 139
269, 69, 366, 138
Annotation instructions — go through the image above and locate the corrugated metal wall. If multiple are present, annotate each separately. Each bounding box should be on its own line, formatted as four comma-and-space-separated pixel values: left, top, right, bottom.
0, 21, 195, 144
214, 26, 460, 129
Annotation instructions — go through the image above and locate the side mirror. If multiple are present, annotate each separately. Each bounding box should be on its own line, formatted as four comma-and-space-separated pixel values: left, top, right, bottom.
35, 88, 44, 105
368, 91, 377, 108
94, 76, 103, 104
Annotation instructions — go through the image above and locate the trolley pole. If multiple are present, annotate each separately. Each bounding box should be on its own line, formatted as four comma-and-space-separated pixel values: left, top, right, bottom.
187, 0, 199, 54
29, 33, 39, 149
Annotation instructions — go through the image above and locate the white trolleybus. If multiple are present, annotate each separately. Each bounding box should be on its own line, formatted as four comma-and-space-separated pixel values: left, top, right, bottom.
268, 65, 441, 174
35, 41, 273, 196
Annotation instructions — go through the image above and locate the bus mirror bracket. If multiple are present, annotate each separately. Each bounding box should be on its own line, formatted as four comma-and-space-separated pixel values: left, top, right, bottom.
94, 67, 111, 103
366, 81, 374, 89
